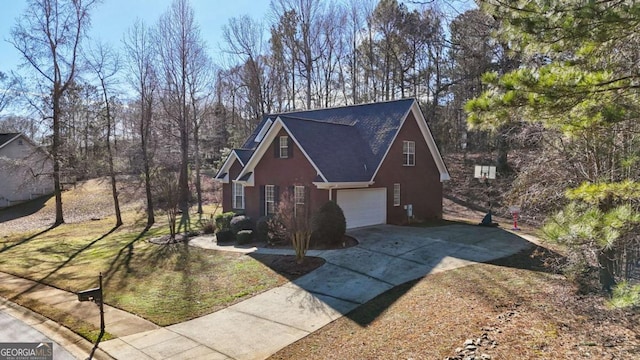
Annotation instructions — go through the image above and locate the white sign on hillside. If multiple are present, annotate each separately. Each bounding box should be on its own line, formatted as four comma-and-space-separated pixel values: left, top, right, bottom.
474, 165, 496, 180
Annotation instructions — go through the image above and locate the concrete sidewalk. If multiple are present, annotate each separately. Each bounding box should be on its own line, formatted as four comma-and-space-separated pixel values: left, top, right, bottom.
0, 272, 159, 359
0, 273, 159, 339
100, 224, 532, 360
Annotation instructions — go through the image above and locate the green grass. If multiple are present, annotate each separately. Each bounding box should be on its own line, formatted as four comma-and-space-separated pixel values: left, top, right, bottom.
0, 209, 292, 327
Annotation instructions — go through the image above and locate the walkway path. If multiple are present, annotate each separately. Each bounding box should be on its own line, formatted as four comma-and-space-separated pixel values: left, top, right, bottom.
0, 271, 158, 359
99, 224, 532, 360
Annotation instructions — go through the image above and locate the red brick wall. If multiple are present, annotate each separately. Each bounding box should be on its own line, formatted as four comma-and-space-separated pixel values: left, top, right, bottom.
375, 111, 443, 224
243, 129, 329, 220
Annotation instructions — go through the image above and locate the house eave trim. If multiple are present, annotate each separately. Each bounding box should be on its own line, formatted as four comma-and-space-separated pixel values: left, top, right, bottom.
235, 173, 254, 187
313, 181, 373, 189
213, 173, 230, 184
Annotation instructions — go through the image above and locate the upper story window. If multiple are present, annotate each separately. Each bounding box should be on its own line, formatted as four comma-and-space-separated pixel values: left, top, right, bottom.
279, 136, 289, 158
403, 140, 415, 166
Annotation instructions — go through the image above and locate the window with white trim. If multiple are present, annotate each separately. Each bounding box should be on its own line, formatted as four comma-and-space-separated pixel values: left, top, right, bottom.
279, 136, 289, 158
294, 185, 305, 216
394, 183, 400, 206
233, 182, 244, 209
265, 185, 276, 215
403, 140, 415, 166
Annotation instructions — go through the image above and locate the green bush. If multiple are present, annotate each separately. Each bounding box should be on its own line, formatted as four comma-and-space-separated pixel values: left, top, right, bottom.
608, 281, 640, 309
311, 200, 346, 247
255, 216, 271, 243
230, 215, 253, 235
236, 230, 254, 245
215, 211, 235, 231
215, 229, 234, 243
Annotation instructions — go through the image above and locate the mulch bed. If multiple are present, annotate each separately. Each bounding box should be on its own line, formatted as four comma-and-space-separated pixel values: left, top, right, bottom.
249, 254, 325, 281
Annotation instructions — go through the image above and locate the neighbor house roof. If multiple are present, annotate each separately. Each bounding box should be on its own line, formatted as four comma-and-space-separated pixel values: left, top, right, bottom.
0, 133, 21, 150
218, 98, 449, 185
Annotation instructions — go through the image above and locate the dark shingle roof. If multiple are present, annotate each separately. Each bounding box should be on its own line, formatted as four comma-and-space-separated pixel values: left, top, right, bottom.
234, 149, 254, 165
280, 116, 376, 182
0, 133, 20, 148
242, 99, 415, 182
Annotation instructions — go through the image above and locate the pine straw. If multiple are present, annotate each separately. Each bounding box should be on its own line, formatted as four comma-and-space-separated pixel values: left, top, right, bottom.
269, 246, 640, 359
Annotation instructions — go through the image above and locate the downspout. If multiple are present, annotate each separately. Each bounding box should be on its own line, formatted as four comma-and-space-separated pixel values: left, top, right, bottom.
328, 185, 336, 201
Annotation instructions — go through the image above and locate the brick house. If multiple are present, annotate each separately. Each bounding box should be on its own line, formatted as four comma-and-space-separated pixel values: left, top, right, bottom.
214, 98, 449, 229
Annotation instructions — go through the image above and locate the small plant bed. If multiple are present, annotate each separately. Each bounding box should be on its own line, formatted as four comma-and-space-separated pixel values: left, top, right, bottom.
249, 254, 325, 280
263, 235, 358, 250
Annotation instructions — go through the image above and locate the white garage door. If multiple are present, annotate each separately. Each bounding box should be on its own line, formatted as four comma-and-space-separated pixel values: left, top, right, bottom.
337, 188, 387, 229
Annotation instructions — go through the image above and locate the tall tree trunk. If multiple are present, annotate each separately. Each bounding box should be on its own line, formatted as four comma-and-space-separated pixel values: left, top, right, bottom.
141, 101, 155, 227
102, 83, 122, 227
193, 108, 203, 214
178, 94, 190, 234
52, 89, 64, 226
496, 125, 509, 172
598, 248, 617, 293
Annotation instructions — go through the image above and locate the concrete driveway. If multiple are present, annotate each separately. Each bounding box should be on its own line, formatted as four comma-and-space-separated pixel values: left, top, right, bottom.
290, 224, 532, 306
101, 224, 533, 360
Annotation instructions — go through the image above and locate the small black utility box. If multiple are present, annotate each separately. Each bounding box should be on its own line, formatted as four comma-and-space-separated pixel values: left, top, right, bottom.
77, 287, 102, 302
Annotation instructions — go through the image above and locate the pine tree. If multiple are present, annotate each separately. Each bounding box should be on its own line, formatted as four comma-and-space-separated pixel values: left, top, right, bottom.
466, 0, 640, 293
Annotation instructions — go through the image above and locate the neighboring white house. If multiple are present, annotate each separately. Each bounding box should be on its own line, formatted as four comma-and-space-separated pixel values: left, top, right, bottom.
0, 133, 54, 208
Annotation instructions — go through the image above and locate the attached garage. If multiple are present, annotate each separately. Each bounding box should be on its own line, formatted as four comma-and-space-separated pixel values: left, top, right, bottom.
336, 188, 387, 229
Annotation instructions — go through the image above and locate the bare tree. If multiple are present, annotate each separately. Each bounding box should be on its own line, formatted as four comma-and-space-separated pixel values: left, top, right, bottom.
156, 0, 209, 234
0, 71, 19, 115
10, 0, 98, 226
222, 15, 266, 120
124, 18, 158, 228
85, 41, 123, 227
271, 0, 324, 109
186, 47, 214, 215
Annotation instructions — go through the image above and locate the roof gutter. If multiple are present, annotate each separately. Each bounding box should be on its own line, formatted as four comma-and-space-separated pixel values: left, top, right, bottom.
312, 181, 373, 190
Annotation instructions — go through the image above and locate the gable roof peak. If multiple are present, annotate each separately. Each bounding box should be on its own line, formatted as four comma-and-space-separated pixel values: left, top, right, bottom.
269, 98, 415, 117
0, 133, 23, 149
277, 114, 355, 127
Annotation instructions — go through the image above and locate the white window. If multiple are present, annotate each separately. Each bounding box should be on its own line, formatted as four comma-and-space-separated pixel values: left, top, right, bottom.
403, 140, 415, 166
279, 136, 289, 158
233, 182, 244, 209
394, 183, 400, 206
294, 185, 305, 216
265, 185, 276, 215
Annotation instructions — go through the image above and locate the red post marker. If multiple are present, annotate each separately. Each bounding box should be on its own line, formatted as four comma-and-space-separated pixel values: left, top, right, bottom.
509, 206, 521, 231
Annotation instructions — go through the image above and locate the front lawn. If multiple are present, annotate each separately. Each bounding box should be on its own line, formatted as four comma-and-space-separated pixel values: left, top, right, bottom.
0, 213, 301, 327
